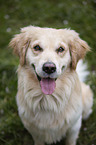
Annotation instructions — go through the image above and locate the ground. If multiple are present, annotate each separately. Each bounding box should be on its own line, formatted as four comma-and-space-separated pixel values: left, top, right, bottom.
0, 0, 96, 145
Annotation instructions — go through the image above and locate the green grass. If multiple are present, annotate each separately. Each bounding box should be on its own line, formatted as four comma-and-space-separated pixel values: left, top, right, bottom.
0, 0, 96, 145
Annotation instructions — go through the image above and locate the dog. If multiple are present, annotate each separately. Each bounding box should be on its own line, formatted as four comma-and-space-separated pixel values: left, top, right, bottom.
9, 26, 93, 145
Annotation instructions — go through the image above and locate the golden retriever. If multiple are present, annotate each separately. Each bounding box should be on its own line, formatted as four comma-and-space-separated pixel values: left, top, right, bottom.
9, 26, 93, 145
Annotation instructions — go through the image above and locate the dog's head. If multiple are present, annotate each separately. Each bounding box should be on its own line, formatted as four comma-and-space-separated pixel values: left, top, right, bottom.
9, 26, 89, 95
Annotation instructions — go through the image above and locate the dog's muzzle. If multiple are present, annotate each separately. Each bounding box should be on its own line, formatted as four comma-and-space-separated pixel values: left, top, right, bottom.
32, 62, 57, 95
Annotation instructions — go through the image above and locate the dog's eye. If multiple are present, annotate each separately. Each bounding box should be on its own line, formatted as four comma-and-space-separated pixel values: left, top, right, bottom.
33, 45, 43, 51
56, 47, 65, 53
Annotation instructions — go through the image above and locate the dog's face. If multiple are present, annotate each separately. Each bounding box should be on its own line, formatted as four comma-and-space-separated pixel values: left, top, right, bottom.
9, 26, 89, 95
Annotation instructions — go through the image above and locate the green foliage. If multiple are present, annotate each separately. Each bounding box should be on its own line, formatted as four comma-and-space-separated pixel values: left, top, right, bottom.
0, 0, 96, 145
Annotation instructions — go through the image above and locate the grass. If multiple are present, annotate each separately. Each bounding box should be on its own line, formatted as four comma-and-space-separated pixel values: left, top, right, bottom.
0, 0, 96, 145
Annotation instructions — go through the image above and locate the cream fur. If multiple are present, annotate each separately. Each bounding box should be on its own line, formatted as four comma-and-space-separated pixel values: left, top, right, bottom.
10, 26, 93, 145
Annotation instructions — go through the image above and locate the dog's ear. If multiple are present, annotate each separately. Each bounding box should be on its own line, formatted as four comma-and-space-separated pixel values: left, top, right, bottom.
69, 37, 90, 70
9, 32, 30, 66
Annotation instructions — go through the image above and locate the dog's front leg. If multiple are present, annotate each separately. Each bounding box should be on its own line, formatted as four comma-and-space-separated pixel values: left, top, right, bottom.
33, 137, 44, 145
34, 141, 44, 145
65, 116, 82, 145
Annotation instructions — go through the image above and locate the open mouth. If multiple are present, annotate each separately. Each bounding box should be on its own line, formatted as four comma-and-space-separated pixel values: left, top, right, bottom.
36, 73, 56, 95
32, 64, 57, 95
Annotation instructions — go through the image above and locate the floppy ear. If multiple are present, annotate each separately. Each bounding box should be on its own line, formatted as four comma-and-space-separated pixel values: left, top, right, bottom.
9, 32, 30, 66
69, 37, 90, 70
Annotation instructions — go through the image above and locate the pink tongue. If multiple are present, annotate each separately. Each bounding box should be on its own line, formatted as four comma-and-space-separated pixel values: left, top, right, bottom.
40, 78, 56, 95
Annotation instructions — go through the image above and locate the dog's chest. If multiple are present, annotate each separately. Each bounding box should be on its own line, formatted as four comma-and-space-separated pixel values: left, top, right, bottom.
21, 109, 69, 143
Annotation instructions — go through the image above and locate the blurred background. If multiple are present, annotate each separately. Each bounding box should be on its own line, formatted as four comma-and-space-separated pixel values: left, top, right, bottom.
0, 0, 96, 145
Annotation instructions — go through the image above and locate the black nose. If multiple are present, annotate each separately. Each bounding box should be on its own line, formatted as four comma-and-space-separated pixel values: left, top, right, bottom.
43, 62, 56, 74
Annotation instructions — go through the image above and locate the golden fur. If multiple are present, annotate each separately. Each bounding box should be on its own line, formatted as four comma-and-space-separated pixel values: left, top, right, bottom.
10, 26, 93, 145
